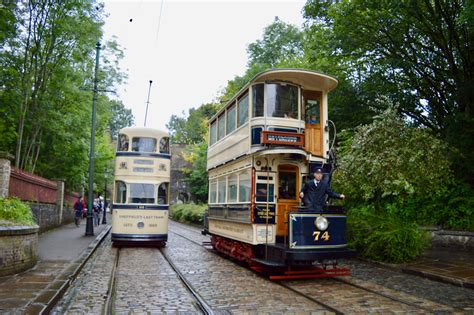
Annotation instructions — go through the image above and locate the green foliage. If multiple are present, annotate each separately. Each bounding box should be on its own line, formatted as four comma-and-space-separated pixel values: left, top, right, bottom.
0, 1, 131, 191
348, 205, 430, 263
109, 100, 134, 140
303, 0, 474, 183
170, 203, 206, 226
0, 198, 36, 226
334, 105, 451, 207
182, 142, 209, 203
247, 17, 304, 67
167, 103, 219, 144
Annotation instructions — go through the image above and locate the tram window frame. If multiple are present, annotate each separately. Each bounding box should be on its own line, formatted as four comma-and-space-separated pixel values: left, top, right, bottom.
228, 174, 238, 203
209, 181, 217, 204
239, 170, 251, 203
237, 92, 249, 127
131, 137, 157, 153
266, 83, 298, 119
217, 114, 226, 141
226, 103, 236, 135
217, 177, 226, 203
210, 120, 217, 145
159, 137, 170, 154
157, 182, 169, 204
118, 134, 129, 152
115, 181, 127, 204
128, 183, 155, 204
252, 84, 264, 117
256, 183, 275, 203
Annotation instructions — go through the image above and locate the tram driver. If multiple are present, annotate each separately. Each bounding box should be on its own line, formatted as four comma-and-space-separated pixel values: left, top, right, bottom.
299, 168, 345, 211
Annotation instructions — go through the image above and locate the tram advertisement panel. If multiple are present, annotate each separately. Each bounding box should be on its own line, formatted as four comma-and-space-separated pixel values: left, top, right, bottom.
112, 209, 168, 236
289, 213, 347, 249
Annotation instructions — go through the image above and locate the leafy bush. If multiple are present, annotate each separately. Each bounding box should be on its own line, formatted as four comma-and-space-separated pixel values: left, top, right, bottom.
0, 197, 36, 226
334, 106, 451, 206
170, 203, 206, 226
348, 205, 430, 263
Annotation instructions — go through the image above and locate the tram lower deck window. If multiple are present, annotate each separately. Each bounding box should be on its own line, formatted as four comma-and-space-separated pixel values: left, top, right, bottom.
128, 183, 155, 204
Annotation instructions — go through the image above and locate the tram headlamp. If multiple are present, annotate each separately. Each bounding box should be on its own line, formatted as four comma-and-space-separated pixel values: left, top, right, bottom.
315, 216, 329, 231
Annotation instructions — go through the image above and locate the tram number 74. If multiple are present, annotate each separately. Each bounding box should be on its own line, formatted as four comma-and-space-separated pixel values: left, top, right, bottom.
313, 231, 330, 241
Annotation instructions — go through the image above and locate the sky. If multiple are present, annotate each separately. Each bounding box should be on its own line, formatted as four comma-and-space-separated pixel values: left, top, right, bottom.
102, 0, 306, 131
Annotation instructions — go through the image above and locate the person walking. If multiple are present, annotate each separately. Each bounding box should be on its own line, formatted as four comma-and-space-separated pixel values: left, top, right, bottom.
93, 197, 101, 226
299, 168, 345, 211
73, 196, 85, 227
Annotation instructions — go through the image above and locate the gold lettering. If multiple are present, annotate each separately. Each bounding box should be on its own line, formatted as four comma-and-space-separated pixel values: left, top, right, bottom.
322, 231, 330, 241
313, 231, 320, 241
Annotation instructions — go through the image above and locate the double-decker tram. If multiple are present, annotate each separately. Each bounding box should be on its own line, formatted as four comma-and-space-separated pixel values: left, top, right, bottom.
202, 69, 355, 279
112, 127, 170, 245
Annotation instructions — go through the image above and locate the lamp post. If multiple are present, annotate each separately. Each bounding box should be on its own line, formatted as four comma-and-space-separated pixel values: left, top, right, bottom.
85, 42, 101, 236
102, 170, 108, 224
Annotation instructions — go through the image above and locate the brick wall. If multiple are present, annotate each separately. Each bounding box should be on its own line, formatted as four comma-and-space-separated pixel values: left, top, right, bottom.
9, 167, 57, 204
0, 226, 38, 277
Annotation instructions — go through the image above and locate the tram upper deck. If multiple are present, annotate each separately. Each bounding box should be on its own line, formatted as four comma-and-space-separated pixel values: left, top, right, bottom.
207, 69, 338, 170
115, 127, 170, 180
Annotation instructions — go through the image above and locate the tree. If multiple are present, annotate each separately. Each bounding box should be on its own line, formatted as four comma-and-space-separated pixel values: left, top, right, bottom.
304, 0, 474, 184
247, 16, 304, 67
182, 142, 209, 203
109, 100, 134, 139
334, 105, 451, 209
166, 103, 219, 144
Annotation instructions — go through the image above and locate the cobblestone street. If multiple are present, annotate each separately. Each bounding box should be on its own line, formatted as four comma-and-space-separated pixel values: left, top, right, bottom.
52, 220, 474, 314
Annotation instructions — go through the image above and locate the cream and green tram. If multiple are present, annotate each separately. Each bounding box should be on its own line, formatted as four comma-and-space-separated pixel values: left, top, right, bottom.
112, 127, 170, 245
203, 69, 355, 277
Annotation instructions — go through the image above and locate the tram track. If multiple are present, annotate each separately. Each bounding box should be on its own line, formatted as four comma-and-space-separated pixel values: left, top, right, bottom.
169, 222, 449, 314
103, 244, 213, 314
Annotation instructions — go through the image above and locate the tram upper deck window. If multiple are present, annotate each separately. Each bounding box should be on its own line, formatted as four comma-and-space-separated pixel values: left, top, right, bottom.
210, 120, 217, 145
128, 183, 155, 204
252, 84, 264, 117
217, 114, 225, 141
132, 137, 157, 153
159, 137, 170, 154
226, 104, 236, 134
118, 134, 129, 151
115, 181, 127, 203
266, 84, 298, 119
157, 182, 169, 204
237, 93, 249, 127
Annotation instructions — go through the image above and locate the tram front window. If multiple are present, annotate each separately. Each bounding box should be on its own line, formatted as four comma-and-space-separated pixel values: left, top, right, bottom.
157, 183, 169, 204
160, 137, 169, 154
115, 181, 127, 203
266, 84, 298, 119
128, 183, 155, 204
132, 137, 157, 153
118, 134, 129, 151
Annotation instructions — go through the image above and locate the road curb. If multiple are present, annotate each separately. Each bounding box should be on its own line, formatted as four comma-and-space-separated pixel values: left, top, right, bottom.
37, 225, 112, 315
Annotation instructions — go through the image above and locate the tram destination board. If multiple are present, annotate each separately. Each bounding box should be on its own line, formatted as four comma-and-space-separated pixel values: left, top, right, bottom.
261, 131, 304, 146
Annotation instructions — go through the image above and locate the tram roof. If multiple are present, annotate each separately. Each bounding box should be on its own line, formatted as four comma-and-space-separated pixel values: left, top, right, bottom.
119, 127, 169, 138
209, 68, 338, 123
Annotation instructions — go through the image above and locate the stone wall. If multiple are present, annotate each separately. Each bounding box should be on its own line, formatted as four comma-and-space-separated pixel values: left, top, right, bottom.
0, 226, 38, 277
29, 203, 74, 233
430, 229, 474, 250
0, 153, 13, 198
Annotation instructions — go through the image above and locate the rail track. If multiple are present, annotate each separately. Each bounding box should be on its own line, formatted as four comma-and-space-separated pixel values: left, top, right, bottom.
103, 244, 213, 314
169, 221, 444, 314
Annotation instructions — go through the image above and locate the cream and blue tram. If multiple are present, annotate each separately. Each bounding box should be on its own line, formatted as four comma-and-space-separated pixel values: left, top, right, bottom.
112, 127, 170, 244
203, 69, 355, 277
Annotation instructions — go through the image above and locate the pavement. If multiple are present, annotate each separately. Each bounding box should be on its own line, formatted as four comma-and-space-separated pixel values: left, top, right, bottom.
0, 215, 111, 314
400, 247, 474, 289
